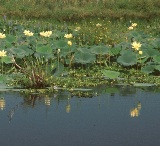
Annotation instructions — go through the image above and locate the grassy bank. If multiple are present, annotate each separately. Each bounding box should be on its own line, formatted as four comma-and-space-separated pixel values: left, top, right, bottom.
0, 0, 160, 21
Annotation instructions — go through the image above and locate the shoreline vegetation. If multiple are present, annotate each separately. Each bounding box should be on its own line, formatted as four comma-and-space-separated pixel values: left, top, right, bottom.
0, 0, 160, 97
0, 0, 160, 21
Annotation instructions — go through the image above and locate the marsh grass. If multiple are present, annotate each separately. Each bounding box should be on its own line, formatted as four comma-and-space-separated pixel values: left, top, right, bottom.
0, 0, 160, 21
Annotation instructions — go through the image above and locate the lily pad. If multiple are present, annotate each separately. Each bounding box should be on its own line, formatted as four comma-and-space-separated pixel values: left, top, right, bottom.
102, 70, 120, 79
153, 55, 160, 63
71, 88, 93, 91
90, 45, 109, 55
1, 56, 13, 64
74, 48, 96, 64
117, 50, 137, 66
133, 83, 156, 87
36, 45, 52, 55
155, 65, 160, 71
141, 65, 155, 74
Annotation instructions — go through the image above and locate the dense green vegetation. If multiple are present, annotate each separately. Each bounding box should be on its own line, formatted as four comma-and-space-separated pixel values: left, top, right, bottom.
0, 0, 160, 96
0, 0, 160, 21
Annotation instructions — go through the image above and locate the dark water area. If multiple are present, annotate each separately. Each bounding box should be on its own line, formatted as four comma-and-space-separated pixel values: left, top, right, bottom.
0, 86, 160, 146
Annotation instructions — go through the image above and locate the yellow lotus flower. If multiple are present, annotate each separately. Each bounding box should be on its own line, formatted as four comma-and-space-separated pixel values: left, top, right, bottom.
57, 49, 60, 53
139, 51, 143, 55
131, 41, 142, 50
68, 41, 72, 46
40, 31, 46, 37
23, 30, 34, 36
132, 23, 137, 27
0, 33, 6, 39
96, 23, 102, 27
74, 27, 81, 31
128, 26, 134, 30
64, 33, 73, 39
0, 50, 7, 57
40, 31, 52, 37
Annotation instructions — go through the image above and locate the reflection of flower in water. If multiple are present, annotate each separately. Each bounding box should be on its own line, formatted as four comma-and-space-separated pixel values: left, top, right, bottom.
66, 104, 71, 113
130, 102, 141, 118
66, 97, 71, 113
44, 95, 51, 106
0, 97, 5, 110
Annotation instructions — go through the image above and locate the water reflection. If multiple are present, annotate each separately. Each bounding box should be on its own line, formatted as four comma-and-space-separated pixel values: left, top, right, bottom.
2, 85, 160, 121
66, 98, 71, 113
44, 95, 51, 106
130, 102, 142, 118
0, 97, 5, 110
8, 104, 19, 123
1, 86, 160, 146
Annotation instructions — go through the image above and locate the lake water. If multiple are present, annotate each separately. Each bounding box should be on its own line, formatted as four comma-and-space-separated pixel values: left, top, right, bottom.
0, 86, 160, 146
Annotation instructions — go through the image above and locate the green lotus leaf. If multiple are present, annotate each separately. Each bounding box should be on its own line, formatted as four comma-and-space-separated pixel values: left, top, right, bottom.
133, 83, 156, 87
144, 48, 160, 57
153, 55, 160, 63
77, 47, 91, 53
117, 50, 137, 66
119, 42, 131, 50
155, 65, 160, 71
141, 43, 154, 50
5, 42, 12, 48
102, 70, 120, 79
10, 47, 26, 58
36, 45, 52, 54
110, 46, 121, 56
137, 56, 148, 64
141, 65, 155, 74
74, 50, 96, 64
19, 45, 34, 56
90, 45, 109, 55
150, 38, 160, 48
59, 46, 73, 58
0, 75, 6, 83
6, 34, 16, 43
1, 56, 13, 64
53, 61, 64, 76
71, 88, 92, 91
55, 40, 67, 48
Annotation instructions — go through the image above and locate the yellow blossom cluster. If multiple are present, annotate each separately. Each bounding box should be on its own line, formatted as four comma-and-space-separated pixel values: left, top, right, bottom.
0, 50, 7, 57
64, 33, 73, 39
40, 31, 52, 37
23, 30, 34, 36
64, 33, 73, 46
96, 23, 102, 27
128, 23, 137, 30
0, 33, 6, 39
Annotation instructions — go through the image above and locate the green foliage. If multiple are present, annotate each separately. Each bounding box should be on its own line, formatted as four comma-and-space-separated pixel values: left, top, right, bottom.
102, 70, 120, 79
117, 50, 137, 66
1, 0, 160, 20
0, 18, 159, 90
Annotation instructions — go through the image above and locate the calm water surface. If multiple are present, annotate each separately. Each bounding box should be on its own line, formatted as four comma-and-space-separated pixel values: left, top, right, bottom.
0, 86, 160, 146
